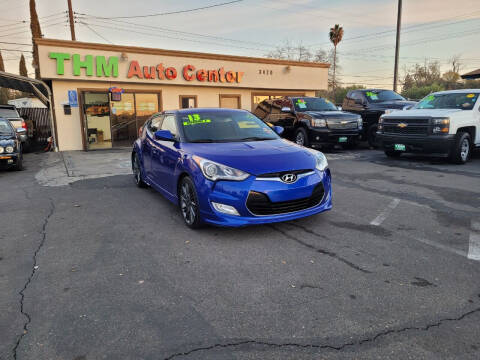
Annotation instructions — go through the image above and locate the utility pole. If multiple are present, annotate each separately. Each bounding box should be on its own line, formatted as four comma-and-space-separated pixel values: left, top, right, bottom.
393, 0, 402, 92
67, 0, 76, 40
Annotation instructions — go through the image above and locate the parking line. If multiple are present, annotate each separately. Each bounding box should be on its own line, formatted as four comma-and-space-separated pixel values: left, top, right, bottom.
370, 198, 401, 226
467, 222, 480, 261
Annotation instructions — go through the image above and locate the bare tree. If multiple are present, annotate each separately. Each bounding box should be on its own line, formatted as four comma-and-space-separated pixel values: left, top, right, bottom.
449, 55, 462, 74
19, 54, 28, 77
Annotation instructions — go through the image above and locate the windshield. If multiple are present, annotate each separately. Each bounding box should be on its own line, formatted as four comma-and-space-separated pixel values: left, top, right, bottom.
415, 92, 479, 110
180, 110, 279, 143
364, 90, 405, 103
0, 119, 14, 134
293, 97, 337, 112
0, 108, 19, 118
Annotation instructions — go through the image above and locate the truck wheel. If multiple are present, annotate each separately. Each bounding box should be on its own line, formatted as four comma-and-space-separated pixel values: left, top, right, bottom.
449, 132, 471, 164
385, 150, 401, 158
294, 128, 309, 147
367, 125, 379, 148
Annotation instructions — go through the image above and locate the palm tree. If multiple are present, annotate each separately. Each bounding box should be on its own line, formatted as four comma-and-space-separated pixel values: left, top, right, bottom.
329, 24, 344, 95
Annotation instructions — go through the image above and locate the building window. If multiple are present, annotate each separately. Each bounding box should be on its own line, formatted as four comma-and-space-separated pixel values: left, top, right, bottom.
179, 95, 197, 109
219, 94, 241, 109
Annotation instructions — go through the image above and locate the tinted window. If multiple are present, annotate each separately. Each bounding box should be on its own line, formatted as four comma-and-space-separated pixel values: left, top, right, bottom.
148, 115, 163, 132
364, 90, 405, 103
0, 119, 14, 134
253, 100, 271, 119
180, 110, 279, 143
415, 92, 479, 110
161, 115, 178, 136
292, 97, 337, 112
0, 108, 19, 118
351, 92, 364, 102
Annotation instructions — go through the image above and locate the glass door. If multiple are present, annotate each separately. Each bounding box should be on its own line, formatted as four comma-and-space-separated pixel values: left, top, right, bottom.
84, 92, 112, 150
110, 93, 136, 147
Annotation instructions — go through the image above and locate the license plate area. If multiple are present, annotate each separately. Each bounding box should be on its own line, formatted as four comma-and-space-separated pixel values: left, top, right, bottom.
338, 136, 348, 143
394, 144, 406, 151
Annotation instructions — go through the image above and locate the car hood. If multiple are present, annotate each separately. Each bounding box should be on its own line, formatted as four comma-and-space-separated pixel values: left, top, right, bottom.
369, 100, 416, 110
303, 110, 359, 119
383, 108, 463, 118
0, 137, 15, 145
182, 139, 317, 176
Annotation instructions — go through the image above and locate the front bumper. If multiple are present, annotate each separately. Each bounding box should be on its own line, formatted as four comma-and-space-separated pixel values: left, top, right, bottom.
377, 133, 455, 156
193, 169, 332, 227
307, 127, 361, 146
0, 153, 19, 168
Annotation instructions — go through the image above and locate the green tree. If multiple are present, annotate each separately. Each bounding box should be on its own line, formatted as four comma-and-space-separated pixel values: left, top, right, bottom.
30, 0, 42, 79
329, 24, 344, 95
401, 83, 444, 101
19, 54, 28, 77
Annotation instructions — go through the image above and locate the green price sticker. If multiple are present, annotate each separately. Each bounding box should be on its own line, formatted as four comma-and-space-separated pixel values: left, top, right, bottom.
183, 113, 211, 126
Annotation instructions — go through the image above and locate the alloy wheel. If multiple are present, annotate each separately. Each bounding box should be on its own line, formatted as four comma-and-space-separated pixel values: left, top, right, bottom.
132, 155, 141, 184
180, 182, 197, 225
460, 138, 470, 162
295, 132, 305, 145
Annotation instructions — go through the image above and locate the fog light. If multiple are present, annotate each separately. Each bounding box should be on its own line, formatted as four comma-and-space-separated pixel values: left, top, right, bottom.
212, 202, 239, 216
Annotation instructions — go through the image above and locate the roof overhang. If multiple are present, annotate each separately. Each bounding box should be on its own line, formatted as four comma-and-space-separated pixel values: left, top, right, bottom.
0, 71, 51, 106
461, 68, 480, 80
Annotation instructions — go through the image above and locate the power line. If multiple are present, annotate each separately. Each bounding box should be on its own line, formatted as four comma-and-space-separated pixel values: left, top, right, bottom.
76, 0, 244, 19
79, 22, 113, 44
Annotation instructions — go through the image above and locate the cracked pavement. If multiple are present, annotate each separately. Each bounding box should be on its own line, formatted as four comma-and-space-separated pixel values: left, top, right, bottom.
0, 148, 480, 359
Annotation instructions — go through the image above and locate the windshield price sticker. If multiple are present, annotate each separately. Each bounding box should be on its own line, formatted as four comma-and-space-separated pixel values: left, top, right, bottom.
467, 93, 476, 98
426, 95, 435, 101
366, 91, 379, 100
183, 113, 211, 126
296, 99, 307, 108
238, 121, 260, 128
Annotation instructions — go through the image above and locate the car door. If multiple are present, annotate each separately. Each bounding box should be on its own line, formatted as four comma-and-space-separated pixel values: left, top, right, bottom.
349, 91, 367, 115
151, 114, 181, 196
267, 99, 295, 131
143, 115, 163, 180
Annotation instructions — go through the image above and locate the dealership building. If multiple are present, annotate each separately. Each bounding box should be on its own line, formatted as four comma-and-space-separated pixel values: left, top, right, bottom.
36, 38, 329, 151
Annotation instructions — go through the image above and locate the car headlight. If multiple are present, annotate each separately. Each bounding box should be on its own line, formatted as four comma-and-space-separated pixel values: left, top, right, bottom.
357, 117, 363, 129
307, 148, 328, 171
432, 117, 450, 134
5, 146, 14, 153
193, 155, 250, 181
0, 146, 3, 154
312, 118, 326, 127
384, 109, 395, 115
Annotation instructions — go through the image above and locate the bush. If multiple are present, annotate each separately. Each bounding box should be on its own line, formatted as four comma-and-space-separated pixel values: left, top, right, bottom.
401, 83, 444, 101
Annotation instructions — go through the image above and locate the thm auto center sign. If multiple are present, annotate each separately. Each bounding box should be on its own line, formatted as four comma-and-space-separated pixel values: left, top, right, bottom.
48, 52, 244, 83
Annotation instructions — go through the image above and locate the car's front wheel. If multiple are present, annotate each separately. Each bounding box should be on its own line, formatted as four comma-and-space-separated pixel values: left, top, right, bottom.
294, 128, 309, 147
132, 153, 147, 188
179, 176, 202, 229
450, 132, 471, 164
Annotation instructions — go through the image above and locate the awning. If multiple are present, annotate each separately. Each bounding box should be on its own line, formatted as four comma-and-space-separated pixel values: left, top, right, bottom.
461, 68, 480, 80
0, 70, 57, 150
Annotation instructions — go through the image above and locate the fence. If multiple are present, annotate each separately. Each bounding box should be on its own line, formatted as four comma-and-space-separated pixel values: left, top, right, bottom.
17, 107, 51, 143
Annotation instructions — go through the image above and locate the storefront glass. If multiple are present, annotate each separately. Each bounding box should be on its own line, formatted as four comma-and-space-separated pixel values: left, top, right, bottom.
84, 93, 112, 150
110, 93, 136, 147
135, 93, 159, 129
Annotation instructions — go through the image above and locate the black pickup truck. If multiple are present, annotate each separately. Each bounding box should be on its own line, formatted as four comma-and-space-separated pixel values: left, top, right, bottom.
253, 96, 363, 149
342, 89, 416, 146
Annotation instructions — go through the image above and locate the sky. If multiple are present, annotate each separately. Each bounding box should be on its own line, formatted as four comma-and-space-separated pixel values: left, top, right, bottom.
1, 0, 480, 89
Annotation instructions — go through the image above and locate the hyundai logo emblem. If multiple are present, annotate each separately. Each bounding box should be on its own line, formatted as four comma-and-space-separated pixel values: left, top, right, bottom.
281, 173, 297, 183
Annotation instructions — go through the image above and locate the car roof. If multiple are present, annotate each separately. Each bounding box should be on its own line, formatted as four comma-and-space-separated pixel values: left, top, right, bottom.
172, 108, 249, 115
0, 104, 16, 109
431, 89, 480, 95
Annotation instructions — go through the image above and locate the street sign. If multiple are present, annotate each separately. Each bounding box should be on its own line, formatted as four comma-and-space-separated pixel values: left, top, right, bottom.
68, 90, 78, 107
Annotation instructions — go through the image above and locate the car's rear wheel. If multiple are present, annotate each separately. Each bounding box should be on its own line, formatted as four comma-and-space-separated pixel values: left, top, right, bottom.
132, 153, 147, 188
449, 132, 471, 164
294, 128, 309, 147
179, 176, 202, 229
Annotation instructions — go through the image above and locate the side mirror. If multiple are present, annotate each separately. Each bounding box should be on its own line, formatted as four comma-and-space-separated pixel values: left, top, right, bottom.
281, 107, 293, 113
273, 126, 284, 136
154, 129, 174, 141
337, 106, 342, 111
16, 128, 26, 134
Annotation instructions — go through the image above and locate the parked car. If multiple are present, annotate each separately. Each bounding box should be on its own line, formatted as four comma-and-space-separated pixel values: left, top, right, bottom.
0, 117, 24, 171
342, 89, 416, 147
253, 96, 362, 149
132, 108, 332, 228
0, 104, 33, 151
376, 90, 480, 164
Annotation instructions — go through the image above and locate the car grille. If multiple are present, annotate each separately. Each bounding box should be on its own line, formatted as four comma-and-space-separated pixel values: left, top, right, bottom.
246, 184, 325, 216
326, 120, 358, 129
383, 118, 430, 136
256, 169, 313, 178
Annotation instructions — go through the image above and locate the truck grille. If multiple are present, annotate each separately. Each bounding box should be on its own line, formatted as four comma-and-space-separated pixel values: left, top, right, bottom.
383, 118, 430, 136
246, 184, 325, 216
327, 120, 358, 130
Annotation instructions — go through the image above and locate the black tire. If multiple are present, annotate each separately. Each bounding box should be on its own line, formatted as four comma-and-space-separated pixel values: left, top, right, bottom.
178, 176, 202, 229
385, 150, 401, 158
132, 153, 147, 188
449, 132, 471, 164
14, 154, 23, 171
367, 124, 379, 148
294, 127, 309, 147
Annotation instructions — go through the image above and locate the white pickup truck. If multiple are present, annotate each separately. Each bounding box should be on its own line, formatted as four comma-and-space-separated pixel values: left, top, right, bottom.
376, 89, 480, 164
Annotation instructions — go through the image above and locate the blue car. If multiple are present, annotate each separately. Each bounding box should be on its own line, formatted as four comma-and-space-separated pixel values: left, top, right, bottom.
132, 108, 332, 228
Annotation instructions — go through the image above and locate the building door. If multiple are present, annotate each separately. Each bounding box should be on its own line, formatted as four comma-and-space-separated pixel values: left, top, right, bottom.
110, 93, 136, 147
84, 92, 112, 150
219, 95, 241, 109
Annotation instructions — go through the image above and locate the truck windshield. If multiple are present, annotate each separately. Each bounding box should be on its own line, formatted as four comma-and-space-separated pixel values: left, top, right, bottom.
292, 98, 337, 112
364, 90, 405, 103
0, 108, 19, 118
415, 92, 479, 110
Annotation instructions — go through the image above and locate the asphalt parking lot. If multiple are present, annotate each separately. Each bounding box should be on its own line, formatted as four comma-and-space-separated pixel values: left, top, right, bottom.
1, 147, 480, 360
